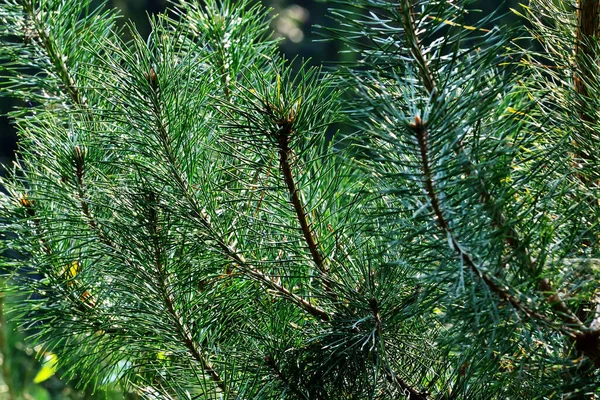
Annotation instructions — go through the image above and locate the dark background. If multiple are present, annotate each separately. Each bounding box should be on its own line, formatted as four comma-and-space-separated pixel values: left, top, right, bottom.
0, 0, 521, 175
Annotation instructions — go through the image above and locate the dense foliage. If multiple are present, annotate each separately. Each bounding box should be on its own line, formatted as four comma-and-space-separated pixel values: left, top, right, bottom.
1, 0, 599, 398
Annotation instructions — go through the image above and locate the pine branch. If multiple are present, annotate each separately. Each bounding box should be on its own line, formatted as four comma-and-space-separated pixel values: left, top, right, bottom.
146, 190, 230, 394
144, 68, 333, 323
12, 19, 237, 387
14, 1, 112, 251
566, 1, 600, 350
409, 115, 578, 336
277, 126, 326, 276
69, 134, 232, 392
272, 106, 337, 300
21, 0, 86, 107
574, 0, 599, 106
400, 0, 586, 339
68, 55, 331, 390
263, 355, 308, 400
370, 296, 429, 400
573, 0, 600, 184
399, 1, 436, 95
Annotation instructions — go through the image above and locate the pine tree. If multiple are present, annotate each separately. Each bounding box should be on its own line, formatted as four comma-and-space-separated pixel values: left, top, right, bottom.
1, 0, 599, 398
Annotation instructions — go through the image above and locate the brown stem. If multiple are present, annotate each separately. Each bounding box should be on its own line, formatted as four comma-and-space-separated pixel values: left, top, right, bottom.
145, 79, 332, 322
574, 2, 600, 335
275, 122, 339, 302
410, 117, 578, 337
147, 192, 229, 393
276, 129, 327, 276
574, 0, 600, 105
400, 0, 584, 334
24, 0, 86, 108
264, 355, 307, 399
384, 365, 429, 400
399, 1, 436, 95
220, 246, 331, 322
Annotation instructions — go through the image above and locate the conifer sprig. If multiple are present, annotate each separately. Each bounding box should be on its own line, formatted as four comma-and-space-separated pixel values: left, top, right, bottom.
327, 0, 600, 396
2, 0, 600, 398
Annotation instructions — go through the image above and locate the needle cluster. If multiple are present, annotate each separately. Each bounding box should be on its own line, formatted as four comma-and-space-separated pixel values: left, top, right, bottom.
1, 0, 600, 398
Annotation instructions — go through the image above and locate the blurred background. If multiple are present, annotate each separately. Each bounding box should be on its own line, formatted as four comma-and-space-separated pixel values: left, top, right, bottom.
0, 0, 521, 398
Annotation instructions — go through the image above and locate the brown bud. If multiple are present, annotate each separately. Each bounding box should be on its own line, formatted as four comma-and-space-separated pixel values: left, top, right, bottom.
408, 115, 428, 131
74, 145, 84, 160
146, 68, 158, 90
369, 297, 378, 312
80, 290, 96, 308
459, 361, 470, 376
20, 196, 35, 216
20, 196, 32, 208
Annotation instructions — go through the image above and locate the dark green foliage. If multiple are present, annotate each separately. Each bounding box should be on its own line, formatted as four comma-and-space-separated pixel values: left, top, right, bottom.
1, 0, 600, 398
